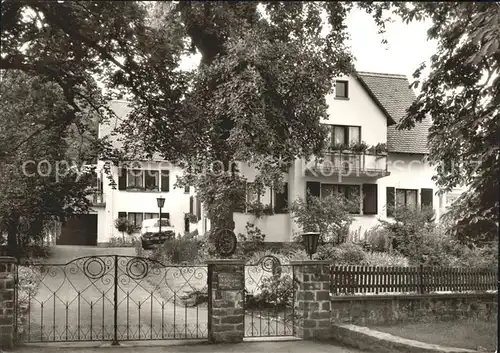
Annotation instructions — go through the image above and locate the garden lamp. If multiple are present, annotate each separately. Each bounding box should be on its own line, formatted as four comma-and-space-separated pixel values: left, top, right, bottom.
157, 196, 165, 234
301, 232, 320, 260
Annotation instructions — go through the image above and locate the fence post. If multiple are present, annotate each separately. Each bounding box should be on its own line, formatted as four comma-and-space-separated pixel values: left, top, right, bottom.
290, 260, 332, 340
206, 259, 245, 343
419, 264, 424, 294
0, 257, 16, 349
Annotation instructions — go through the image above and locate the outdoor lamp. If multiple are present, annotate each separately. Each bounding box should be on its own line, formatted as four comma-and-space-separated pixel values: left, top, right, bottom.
157, 196, 165, 234
301, 232, 320, 260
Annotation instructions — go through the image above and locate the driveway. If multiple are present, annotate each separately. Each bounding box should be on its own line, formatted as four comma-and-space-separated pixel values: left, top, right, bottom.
18, 246, 208, 343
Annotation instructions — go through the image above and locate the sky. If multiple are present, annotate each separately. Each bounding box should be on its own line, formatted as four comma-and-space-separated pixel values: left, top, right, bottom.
179, 7, 438, 87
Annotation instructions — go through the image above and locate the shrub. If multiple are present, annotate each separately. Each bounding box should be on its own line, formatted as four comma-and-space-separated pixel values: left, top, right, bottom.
16, 265, 41, 342
315, 242, 367, 264
450, 241, 498, 269
237, 222, 266, 257
109, 236, 136, 247
150, 238, 203, 265
254, 274, 295, 309
289, 192, 360, 244
363, 251, 409, 267
365, 225, 392, 252
379, 206, 436, 256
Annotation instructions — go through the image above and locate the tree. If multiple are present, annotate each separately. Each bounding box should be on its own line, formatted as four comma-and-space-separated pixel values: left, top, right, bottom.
393, 3, 500, 245
1, 1, 394, 241
0, 70, 94, 256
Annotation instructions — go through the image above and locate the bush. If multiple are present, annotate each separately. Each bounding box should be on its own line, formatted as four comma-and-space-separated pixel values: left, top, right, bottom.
16, 265, 41, 341
450, 241, 498, 269
379, 206, 436, 256
315, 242, 367, 264
109, 236, 137, 247
289, 192, 360, 244
149, 238, 203, 265
363, 251, 409, 267
237, 222, 266, 257
365, 225, 392, 252
253, 274, 294, 310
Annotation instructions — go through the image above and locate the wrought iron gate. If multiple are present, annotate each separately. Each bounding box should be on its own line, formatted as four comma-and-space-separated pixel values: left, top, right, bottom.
15, 255, 208, 343
244, 255, 296, 337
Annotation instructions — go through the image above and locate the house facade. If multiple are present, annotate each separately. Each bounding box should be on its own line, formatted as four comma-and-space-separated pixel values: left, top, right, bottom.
80, 71, 458, 246
230, 72, 451, 241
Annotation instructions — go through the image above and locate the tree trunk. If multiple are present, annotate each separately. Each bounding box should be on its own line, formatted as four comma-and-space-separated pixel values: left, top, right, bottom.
7, 213, 19, 258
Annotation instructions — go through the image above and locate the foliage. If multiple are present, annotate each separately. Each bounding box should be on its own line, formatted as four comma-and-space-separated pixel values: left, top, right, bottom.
16, 265, 41, 341
393, 3, 500, 245
349, 141, 369, 152
149, 238, 203, 265
114, 217, 129, 237
379, 206, 436, 256
374, 142, 387, 155
185, 213, 198, 224
449, 241, 498, 269
363, 251, 409, 267
289, 193, 360, 244
315, 242, 367, 264
365, 225, 393, 252
108, 236, 136, 248
255, 274, 294, 310
0, 71, 94, 256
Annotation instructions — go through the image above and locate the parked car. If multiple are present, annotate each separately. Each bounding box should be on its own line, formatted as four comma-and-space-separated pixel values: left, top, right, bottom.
140, 218, 175, 250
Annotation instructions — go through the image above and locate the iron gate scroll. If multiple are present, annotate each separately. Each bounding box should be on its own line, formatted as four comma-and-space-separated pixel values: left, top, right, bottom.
15, 256, 208, 343
244, 255, 296, 337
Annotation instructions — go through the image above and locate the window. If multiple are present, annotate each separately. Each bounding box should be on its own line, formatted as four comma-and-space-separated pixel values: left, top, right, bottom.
335, 80, 349, 99
237, 182, 288, 214
144, 213, 159, 220
127, 212, 143, 229
127, 169, 143, 189
184, 185, 190, 193
396, 189, 418, 210
144, 170, 159, 191
329, 125, 361, 147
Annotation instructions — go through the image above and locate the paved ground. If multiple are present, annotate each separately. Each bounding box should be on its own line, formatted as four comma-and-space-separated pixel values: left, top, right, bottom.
19, 246, 208, 342
7, 339, 365, 353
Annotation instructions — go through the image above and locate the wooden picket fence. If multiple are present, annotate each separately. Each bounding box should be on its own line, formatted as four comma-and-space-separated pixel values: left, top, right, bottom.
330, 265, 498, 295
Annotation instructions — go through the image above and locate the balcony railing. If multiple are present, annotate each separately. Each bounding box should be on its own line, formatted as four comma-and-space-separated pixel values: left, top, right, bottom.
307, 151, 389, 178
90, 192, 106, 206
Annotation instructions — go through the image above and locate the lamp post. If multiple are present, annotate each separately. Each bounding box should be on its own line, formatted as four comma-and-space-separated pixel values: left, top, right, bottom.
157, 196, 165, 235
301, 232, 320, 260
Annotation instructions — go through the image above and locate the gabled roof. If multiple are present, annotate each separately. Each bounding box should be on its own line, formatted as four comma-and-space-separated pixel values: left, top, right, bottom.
356, 71, 431, 154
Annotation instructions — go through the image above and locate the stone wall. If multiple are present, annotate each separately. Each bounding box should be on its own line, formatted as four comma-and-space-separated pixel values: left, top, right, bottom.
206, 260, 245, 343
0, 257, 16, 349
292, 260, 332, 339
331, 293, 498, 326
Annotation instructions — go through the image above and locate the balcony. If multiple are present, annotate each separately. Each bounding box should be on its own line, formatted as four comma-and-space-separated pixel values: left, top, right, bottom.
306, 151, 389, 178
90, 192, 106, 206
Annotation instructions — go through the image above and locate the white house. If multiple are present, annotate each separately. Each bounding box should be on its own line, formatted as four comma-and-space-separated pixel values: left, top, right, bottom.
60, 71, 460, 246
229, 72, 458, 241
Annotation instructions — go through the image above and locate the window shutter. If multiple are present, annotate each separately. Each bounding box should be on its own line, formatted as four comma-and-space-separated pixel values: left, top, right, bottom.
160, 170, 170, 192
362, 184, 378, 215
189, 196, 194, 214
274, 183, 288, 214
196, 197, 201, 221
306, 181, 321, 204
421, 188, 433, 210
118, 167, 126, 190
160, 213, 169, 219
118, 212, 127, 219
386, 187, 395, 217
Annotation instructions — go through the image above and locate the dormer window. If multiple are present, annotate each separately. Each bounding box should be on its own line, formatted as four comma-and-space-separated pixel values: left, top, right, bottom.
335, 80, 349, 99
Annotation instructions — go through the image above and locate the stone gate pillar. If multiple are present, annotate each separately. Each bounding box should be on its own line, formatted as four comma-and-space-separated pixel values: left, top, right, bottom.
291, 260, 332, 340
0, 256, 16, 349
206, 259, 245, 343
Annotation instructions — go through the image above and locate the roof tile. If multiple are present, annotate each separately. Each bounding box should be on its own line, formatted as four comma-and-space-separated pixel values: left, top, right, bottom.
357, 71, 430, 154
